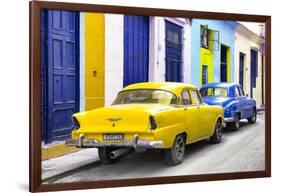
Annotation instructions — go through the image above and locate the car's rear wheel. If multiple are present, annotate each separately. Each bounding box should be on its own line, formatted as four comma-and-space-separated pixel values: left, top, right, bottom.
164, 134, 186, 165
248, 109, 257, 124
229, 114, 240, 131
210, 119, 223, 144
98, 147, 118, 164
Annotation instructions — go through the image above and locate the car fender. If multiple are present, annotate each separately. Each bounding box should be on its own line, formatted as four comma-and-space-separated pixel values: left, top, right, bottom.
152, 108, 186, 148
210, 107, 224, 135
224, 100, 241, 117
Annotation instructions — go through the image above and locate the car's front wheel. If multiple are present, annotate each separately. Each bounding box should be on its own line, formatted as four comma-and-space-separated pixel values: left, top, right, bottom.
98, 147, 118, 164
210, 119, 223, 144
164, 134, 186, 165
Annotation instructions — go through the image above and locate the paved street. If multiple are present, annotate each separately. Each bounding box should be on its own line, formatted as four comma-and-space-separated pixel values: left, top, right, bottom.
43, 113, 265, 184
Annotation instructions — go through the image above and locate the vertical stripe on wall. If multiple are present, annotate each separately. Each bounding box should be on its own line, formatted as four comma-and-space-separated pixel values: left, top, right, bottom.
104, 14, 124, 105
84, 13, 105, 110
79, 12, 85, 112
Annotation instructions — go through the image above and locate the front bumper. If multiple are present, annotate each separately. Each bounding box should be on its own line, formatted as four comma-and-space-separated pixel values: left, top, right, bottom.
65, 134, 164, 149
224, 116, 234, 123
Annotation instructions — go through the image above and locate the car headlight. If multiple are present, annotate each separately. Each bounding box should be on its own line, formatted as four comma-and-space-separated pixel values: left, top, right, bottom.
72, 116, 80, 130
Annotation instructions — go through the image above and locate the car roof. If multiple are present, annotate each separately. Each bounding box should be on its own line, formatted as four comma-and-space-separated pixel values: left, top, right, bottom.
122, 82, 197, 95
200, 82, 240, 89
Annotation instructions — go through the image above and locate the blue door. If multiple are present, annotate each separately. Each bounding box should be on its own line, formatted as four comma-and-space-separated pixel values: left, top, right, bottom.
220, 45, 228, 82
250, 49, 258, 98
41, 10, 79, 143
165, 21, 183, 82
124, 15, 149, 87
239, 52, 245, 88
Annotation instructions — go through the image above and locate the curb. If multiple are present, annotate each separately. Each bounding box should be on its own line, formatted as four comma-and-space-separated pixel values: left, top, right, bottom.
42, 142, 80, 161
42, 148, 99, 181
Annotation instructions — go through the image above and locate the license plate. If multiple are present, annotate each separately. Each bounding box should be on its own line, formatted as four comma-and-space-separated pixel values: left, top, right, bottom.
103, 133, 124, 140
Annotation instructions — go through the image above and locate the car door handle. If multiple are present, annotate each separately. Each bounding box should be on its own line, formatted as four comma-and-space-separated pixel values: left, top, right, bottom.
184, 108, 187, 111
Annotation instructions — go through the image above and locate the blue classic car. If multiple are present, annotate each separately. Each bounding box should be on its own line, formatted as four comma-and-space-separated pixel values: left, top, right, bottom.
199, 82, 257, 130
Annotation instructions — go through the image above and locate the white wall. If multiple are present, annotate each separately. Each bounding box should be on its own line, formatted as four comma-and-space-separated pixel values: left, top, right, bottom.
149, 17, 191, 83
104, 14, 124, 105
79, 12, 85, 111
234, 25, 263, 106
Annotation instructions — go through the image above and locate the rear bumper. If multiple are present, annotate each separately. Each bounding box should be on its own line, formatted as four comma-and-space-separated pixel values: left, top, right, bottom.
65, 134, 164, 149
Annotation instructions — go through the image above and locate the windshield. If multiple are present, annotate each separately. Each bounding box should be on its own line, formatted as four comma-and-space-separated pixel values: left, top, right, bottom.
201, 87, 228, 97
112, 89, 178, 105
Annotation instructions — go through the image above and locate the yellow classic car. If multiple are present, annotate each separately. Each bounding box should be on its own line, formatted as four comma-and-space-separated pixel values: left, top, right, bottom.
66, 82, 225, 165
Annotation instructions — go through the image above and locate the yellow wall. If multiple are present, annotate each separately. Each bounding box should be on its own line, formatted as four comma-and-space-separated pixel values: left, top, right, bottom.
84, 13, 105, 110
200, 47, 214, 86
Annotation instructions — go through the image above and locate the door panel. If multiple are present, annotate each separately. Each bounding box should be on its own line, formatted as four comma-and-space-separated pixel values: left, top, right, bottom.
239, 52, 245, 88
220, 45, 228, 82
42, 10, 79, 143
202, 65, 208, 85
124, 15, 149, 86
165, 21, 183, 82
199, 105, 215, 136
184, 106, 200, 142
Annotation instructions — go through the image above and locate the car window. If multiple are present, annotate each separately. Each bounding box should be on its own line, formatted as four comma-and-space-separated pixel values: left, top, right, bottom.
112, 89, 178, 105
181, 90, 191, 105
238, 87, 244, 96
191, 90, 202, 104
234, 87, 240, 97
201, 87, 228, 97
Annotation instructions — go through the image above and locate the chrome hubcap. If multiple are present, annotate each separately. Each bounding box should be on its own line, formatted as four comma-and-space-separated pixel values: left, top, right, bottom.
175, 137, 185, 160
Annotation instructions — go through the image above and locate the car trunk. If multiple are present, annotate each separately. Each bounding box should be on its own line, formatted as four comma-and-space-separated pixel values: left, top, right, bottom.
75, 104, 172, 134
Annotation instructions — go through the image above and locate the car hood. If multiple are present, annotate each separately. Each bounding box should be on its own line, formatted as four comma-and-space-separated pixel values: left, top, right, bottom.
73, 104, 174, 133
202, 96, 234, 107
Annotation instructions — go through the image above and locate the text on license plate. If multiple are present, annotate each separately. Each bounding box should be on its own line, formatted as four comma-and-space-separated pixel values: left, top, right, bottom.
103, 133, 124, 140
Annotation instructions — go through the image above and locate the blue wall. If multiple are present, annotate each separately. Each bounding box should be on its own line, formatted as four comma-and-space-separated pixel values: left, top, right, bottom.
191, 19, 237, 88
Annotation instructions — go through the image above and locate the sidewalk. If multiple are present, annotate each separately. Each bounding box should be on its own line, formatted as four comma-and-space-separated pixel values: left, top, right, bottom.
42, 148, 99, 180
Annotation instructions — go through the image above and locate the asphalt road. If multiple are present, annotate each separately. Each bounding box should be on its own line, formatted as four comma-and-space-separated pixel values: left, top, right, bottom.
45, 113, 265, 184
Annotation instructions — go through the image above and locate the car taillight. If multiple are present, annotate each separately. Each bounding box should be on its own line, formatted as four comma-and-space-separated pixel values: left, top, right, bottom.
149, 116, 157, 130
72, 116, 80, 130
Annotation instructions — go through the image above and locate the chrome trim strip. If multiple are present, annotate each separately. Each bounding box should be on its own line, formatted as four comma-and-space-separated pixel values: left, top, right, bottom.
65, 136, 164, 149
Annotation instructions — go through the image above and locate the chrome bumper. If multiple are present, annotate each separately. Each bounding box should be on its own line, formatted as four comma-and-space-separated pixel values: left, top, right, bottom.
65, 134, 164, 149
224, 117, 234, 123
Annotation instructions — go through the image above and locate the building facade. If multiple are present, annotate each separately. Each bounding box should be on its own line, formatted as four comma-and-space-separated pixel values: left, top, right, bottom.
41, 10, 192, 144
234, 23, 263, 107
190, 19, 237, 87
41, 11, 263, 144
